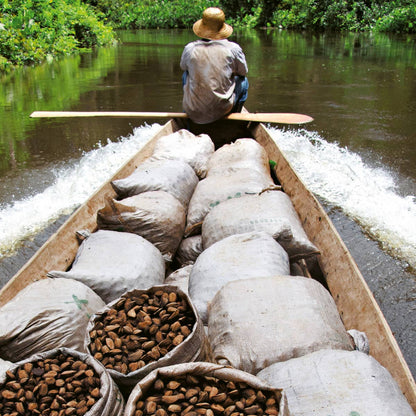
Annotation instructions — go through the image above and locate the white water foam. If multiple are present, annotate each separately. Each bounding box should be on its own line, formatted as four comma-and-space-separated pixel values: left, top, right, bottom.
269, 127, 416, 269
2, 124, 415, 269
0, 123, 162, 258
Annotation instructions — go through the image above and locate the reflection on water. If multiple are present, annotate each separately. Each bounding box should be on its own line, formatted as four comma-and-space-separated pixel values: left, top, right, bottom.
1, 29, 415, 191
0, 48, 118, 175
235, 30, 416, 191
0, 29, 415, 377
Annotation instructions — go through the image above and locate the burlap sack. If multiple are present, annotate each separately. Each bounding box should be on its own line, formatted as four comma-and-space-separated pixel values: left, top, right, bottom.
208, 276, 354, 374
0, 278, 105, 362
151, 129, 215, 178
111, 158, 198, 208
0, 347, 124, 416
48, 230, 165, 303
0, 358, 11, 375
257, 349, 414, 416
189, 231, 290, 324
206, 138, 271, 178
85, 286, 206, 394
174, 235, 203, 267
165, 264, 193, 295
202, 189, 319, 259
185, 169, 277, 236
97, 191, 186, 262
124, 362, 290, 416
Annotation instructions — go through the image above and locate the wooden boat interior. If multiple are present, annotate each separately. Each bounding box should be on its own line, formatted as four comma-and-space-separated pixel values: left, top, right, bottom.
0, 117, 415, 411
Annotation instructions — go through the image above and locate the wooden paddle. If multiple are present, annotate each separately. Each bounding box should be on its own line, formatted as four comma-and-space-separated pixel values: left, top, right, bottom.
30, 111, 313, 124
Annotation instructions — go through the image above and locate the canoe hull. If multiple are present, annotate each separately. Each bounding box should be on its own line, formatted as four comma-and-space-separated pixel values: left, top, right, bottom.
0, 118, 415, 411
251, 122, 416, 410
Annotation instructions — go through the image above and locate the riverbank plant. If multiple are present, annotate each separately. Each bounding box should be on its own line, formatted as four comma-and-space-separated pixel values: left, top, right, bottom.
85, 0, 221, 29
1, 0, 415, 73
221, 0, 416, 33
0, 0, 115, 73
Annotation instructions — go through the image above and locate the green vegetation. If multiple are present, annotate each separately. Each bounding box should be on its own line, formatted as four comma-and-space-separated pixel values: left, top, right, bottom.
0, 0, 415, 73
0, 0, 219, 72
84, 0, 221, 29
0, 46, 118, 172
0, 0, 115, 72
221, 0, 416, 33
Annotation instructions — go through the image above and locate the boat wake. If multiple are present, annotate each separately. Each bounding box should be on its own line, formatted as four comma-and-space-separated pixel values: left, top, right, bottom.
1, 124, 415, 271
0, 123, 162, 259
269, 127, 416, 270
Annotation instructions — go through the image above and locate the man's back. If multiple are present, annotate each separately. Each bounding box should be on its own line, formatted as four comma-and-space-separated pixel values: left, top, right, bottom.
180, 8, 248, 124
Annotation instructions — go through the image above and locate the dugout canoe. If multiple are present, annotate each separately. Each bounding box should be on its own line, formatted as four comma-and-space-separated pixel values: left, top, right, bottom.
0, 116, 415, 411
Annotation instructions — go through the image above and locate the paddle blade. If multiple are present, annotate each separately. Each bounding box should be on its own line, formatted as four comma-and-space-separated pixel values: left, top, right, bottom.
30, 111, 188, 119
30, 111, 313, 124
225, 112, 313, 124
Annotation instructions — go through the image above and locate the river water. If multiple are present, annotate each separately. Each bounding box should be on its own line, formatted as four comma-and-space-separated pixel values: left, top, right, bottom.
0, 29, 415, 376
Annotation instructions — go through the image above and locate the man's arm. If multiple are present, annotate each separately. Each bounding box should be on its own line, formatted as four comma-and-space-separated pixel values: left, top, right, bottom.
180, 43, 192, 71
233, 45, 248, 77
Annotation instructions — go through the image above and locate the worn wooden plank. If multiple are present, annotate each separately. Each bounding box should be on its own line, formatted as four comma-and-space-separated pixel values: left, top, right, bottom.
30, 111, 313, 125
0, 117, 414, 412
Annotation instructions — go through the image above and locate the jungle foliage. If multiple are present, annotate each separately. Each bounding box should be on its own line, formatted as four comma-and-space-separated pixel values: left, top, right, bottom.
220, 0, 416, 33
1, 0, 415, 73
83, 0, 221, 29
0, 0, 115, 72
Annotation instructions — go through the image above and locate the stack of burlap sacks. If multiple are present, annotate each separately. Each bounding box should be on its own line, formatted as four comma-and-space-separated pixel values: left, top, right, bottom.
0, 130, 413, 415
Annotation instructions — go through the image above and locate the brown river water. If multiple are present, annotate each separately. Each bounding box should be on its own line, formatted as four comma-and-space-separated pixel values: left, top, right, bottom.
0, 29, 415, 377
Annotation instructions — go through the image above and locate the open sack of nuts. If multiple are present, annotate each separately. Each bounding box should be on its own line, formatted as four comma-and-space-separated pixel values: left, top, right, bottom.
84, 286, 206, 393
124, 361, 290, 416
0, 347, 124, 416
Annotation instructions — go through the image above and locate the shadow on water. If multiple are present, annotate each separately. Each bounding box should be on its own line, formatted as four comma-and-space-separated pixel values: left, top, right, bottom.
0, 213, 73, 288
322, 200, 416, 377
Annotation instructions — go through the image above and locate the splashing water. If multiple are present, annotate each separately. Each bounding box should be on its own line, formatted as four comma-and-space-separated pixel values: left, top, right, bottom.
0, 123, 162, 258
1, 124, 415, 269
269, 127, 416, 269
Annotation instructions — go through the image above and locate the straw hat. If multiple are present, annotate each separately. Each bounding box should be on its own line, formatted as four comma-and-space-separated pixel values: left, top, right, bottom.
193, 7, 233, 40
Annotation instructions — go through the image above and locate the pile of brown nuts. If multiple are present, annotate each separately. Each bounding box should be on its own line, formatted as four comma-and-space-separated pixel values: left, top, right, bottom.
0, 352, 101, 416
89, 288, 196, 374
134, 374, 280, 416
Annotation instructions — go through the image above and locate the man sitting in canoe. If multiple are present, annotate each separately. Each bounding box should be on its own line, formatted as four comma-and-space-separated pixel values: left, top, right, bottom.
180, 7, 249, 124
